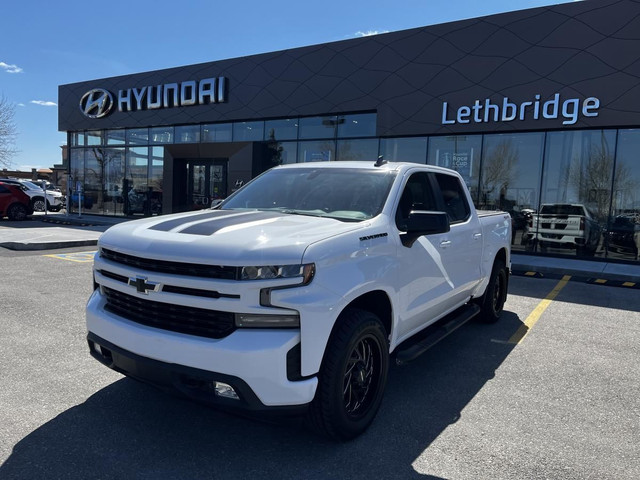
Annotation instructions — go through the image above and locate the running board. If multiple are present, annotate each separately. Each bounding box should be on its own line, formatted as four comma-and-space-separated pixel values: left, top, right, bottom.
394, 303, 481, 365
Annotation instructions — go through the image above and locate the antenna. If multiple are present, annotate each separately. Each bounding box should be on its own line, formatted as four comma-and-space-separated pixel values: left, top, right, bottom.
374, 155, 387, 167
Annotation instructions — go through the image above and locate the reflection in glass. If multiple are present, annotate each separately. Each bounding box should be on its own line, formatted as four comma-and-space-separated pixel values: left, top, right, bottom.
175, 125, 200, 143
84, 147, 105, 212
428, 135, 482, 202
125, 147, 149, 216
149, 147, 164, 215
480, 133, 544, 251
202, 123, 232, 142
537, 130, 616, 258
336, 139, 379, 161
68, 149, 85, 214
379, 137, 427, 163
86, 131, 102, 146
607, 129, 640, 261
150, 127, 174, 144
264, 118, 298, 141
102, 148, 126, 215
337, 113, 376, 138
298, 140, 336, 163
279, 142, 297, 164
126, 128, 149, 145
299, 116, 337, 139
71, 132, 85, 147
233, 121, 264, 141
106, 130, 126, 145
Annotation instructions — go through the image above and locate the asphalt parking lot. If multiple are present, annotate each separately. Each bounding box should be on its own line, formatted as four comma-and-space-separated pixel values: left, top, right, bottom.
0, 246, 638, 479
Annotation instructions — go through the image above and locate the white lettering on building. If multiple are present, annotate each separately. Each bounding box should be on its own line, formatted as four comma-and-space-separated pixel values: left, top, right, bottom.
441, 94, 600, 126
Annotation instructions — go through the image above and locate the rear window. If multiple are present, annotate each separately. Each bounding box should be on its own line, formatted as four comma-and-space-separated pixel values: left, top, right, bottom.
541, 204, 585, 216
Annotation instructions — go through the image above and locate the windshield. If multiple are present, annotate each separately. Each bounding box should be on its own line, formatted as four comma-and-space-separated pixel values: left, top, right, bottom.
221, 167, 397, 221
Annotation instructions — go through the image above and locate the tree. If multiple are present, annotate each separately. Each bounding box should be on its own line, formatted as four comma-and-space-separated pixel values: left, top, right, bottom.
0, 95, 18, 167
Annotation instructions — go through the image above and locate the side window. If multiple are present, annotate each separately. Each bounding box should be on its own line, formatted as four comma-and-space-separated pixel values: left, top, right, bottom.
395, 172, 436, 230
434, 173, 470, 224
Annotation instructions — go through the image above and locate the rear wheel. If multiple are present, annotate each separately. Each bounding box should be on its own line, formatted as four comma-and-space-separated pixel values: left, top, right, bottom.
475, 259, 508, 323
7, 203, 28, 221
308, 309, 389, 441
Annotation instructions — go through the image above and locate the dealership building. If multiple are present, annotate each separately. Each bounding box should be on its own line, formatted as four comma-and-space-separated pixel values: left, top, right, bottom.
58, 0, 640, 263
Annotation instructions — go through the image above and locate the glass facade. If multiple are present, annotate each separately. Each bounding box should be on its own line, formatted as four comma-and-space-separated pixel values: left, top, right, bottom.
67, 112, 640, 264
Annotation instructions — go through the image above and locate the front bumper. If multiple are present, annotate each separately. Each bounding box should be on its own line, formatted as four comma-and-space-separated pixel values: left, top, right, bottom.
88, 333, 309, 416
86, 290, 318, 410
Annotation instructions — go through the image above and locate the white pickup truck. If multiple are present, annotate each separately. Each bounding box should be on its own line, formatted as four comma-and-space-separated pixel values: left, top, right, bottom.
87, 161, 511, 440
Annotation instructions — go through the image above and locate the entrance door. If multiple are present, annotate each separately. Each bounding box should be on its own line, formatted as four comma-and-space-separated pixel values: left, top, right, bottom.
185, 159, 228, 210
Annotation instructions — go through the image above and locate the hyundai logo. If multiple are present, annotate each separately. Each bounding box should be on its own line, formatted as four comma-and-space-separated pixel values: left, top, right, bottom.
79, 88, 114, 118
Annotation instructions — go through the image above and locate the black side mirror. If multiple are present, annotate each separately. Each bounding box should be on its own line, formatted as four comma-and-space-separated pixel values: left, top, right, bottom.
401, 211, 450, 247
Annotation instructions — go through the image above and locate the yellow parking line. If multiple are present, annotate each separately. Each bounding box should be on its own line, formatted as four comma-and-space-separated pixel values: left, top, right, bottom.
622, 282, 636, 287
508, 275, 571, 345
594, 279, 608, 284
44, 252, 96, 263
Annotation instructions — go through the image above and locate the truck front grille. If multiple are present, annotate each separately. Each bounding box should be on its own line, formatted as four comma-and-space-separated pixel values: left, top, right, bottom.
100, 248, 239, 280
103, 287, 236, 339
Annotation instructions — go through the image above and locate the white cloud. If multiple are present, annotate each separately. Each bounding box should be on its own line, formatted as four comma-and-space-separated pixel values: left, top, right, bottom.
0, 61, 23, 73
355, 30, 389, 37
30, 100, 57, 107
17, 103, 25, 107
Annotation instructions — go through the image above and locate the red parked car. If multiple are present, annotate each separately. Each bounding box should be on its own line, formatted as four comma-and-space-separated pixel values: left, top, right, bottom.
0, 181, 33, 220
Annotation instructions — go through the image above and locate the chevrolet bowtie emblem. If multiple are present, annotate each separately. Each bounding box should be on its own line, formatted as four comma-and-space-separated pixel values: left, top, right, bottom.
128, 275, 160, 295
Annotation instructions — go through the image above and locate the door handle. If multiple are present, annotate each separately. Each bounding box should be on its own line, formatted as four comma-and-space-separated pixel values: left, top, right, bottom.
440, 240, 452, 248
473, 233, 482, 240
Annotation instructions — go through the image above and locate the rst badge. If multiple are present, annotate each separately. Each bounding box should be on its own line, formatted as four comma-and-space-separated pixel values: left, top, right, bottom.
79, 88, 114, 118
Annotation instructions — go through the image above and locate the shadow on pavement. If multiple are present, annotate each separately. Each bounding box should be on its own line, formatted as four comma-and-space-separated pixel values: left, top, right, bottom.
0, 314, 521, 480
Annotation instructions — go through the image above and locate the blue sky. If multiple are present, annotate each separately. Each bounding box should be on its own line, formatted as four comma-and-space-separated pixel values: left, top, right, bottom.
0, 0, 575, 171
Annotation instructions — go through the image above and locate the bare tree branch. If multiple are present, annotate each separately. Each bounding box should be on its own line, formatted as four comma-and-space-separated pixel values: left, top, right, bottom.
0, 95, 18, 167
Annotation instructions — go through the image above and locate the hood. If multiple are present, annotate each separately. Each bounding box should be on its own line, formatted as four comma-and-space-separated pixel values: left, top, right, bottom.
99, 209, 365, 265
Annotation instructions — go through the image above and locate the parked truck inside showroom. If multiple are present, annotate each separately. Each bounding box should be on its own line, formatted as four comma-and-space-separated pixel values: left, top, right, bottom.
87, 161, 512, 440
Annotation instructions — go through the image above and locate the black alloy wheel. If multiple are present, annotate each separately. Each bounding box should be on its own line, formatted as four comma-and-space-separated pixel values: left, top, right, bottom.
308, 309, 389, 440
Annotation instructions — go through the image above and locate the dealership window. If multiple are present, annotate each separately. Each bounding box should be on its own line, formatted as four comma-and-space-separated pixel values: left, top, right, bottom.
86, 131, 103, 146
538, 129, 616, 258
379, 137, 427, 163
428, 135, 482, 202
126, 128, 149, 145
480, 132, 545, 251
175, 125, 200, 143
125, 147, 150, 216
102, 148, 126, 215
148, 147, 164, 215
106, 130, 126, 145
233, 121, 264, 141
336, 138, 379, 161
150, 127, 174, 144
265, 118, 298, 141
298, 140, 336, 162
70, 132, 85, 147
337, 113, 376, 138
84, 147, 106, 213
607, 129, 640, 261
299, 116, 337, 139
202, 123, 232, 142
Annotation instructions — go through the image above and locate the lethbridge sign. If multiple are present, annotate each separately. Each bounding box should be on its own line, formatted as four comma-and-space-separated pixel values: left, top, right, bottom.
79, 76, 227, 119
441, 93, 600, 126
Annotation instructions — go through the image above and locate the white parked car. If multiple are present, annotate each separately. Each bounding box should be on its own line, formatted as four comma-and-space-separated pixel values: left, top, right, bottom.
0, 178, 65, 212
87, 161, 512, 439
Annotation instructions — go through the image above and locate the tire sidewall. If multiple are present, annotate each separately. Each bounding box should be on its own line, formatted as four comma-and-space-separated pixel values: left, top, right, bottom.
484, 261, 507, 322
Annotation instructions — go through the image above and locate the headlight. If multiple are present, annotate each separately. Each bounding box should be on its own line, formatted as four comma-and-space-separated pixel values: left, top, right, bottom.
240, 263, 315, 283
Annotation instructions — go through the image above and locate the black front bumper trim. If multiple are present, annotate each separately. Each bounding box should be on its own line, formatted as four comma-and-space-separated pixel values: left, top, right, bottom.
87, 332, 309, 417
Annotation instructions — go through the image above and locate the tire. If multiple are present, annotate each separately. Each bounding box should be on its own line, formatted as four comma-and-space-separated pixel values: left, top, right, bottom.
32, 197, 46, 212
475, 259, 508, 323
7, 203, 28, 221
308, 309, 389, 441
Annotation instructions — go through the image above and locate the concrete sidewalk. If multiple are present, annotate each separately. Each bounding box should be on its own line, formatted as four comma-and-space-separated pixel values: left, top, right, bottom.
1, 212, 638, 283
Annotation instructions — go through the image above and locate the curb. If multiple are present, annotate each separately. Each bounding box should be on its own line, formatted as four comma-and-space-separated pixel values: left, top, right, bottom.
0, 239, 98, 251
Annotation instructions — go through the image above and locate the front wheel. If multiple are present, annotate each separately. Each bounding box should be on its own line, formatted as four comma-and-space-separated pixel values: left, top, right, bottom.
32, 197, 46, 212
308, 309, 389, 441
475, 259, 508, 323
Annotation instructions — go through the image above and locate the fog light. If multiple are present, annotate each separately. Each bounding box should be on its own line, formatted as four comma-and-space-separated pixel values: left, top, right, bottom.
214, 382, 239, 400
93, 343, 103, 355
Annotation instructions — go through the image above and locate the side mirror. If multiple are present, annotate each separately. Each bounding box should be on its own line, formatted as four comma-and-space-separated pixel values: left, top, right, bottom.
401, 211, 450, 247
210, 199, 224, 209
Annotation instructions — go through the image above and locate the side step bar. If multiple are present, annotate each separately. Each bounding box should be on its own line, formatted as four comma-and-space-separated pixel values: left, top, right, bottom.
394, 303, 481, 365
